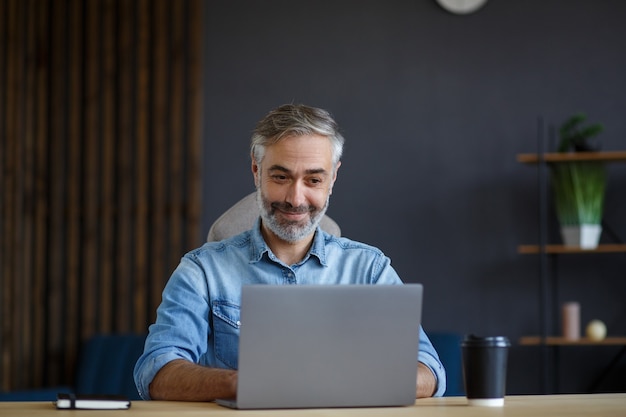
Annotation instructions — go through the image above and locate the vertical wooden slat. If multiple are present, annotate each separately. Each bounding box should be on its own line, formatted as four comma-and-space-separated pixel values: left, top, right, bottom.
116, 0, 134, 333
48, 0, 69, 386
32, 0, 50, 388
134, 0, 151, 331
0, 1, 5, 389
169, 0, 184, 269
15, 3, 27, 383
186, 0, 203, 249
13, 0, 27, 389
2, 0, 19, 391
65, 0, 83, 381
100, 0, 116, 333
0, 0, 8, 390
82, 0, 101, 340
151, 0, 169, 319
22, 0, 38, 389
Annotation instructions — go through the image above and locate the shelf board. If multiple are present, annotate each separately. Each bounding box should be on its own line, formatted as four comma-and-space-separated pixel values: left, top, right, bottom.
518, 244, 626, 254
519, 336, 626, 346
517, 151, 626, 164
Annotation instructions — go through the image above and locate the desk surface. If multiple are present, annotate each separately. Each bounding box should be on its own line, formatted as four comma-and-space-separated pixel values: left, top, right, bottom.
0, 394, 624, 416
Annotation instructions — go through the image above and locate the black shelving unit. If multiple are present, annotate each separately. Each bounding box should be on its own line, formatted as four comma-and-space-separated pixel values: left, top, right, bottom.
516, 122, 626, 394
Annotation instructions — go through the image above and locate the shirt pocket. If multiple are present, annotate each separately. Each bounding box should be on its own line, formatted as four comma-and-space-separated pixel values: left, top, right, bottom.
212, 301, 241, 369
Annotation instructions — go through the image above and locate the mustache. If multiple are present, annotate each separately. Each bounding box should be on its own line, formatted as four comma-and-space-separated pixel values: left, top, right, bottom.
270, 202, 314, 214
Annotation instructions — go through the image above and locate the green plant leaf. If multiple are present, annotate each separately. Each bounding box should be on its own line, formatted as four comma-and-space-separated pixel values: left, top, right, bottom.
557, 113, 604, 152
550, 161, 606, 225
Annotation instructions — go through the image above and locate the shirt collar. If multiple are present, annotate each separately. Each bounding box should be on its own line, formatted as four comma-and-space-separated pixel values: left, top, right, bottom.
249, 218, 328, 267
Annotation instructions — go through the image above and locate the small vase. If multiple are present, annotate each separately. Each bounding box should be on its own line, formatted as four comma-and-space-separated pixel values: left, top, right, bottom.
560, 224, 602, 249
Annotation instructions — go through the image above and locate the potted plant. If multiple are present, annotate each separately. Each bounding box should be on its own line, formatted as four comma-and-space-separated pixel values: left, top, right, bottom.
550, 113, 606, 249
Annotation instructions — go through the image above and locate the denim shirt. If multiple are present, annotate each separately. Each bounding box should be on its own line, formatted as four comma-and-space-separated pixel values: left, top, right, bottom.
133, 220, 446, 398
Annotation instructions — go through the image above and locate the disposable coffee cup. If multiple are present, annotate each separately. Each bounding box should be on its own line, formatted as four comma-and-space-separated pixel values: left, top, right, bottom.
461, 334, 510, 407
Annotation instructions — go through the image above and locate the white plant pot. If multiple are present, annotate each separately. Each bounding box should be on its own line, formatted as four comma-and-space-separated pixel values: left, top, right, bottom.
560, 224, 602, 249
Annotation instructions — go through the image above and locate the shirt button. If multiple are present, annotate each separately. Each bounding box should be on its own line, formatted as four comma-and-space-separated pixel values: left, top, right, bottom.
236, 320, 241, 327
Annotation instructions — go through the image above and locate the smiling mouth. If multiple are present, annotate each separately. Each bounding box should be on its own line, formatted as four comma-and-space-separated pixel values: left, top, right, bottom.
272, 203, 310, 213
277, 209, 308, 221
271, 204, 313, 222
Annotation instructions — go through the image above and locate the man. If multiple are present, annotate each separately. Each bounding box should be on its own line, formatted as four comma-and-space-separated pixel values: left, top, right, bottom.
133, 104, 446, 400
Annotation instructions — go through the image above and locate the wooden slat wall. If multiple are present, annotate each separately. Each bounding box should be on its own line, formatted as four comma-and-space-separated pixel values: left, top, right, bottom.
0, 0, 203, 391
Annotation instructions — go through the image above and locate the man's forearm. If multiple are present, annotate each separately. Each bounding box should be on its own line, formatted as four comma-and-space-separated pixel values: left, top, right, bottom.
149, 359, 237, 401
416, 362, 437, 398
150, 359, 435, 401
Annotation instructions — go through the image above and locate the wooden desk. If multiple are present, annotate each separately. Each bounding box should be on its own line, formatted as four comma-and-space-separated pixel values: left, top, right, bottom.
1, 394, 625, 416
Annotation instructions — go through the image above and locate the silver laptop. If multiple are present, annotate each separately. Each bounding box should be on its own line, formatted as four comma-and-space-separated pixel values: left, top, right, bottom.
216, 284, 423, 409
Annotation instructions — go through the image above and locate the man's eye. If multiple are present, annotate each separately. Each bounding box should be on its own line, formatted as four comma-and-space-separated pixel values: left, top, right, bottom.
309, 178, 322, 185
272, 175, 288, 181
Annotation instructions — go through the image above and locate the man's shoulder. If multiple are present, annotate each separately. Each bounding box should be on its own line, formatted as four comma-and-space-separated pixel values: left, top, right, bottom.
322, 232, 385, 256
187, 230, 254, 258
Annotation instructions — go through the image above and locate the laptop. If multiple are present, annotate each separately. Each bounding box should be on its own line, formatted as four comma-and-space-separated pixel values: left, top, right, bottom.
216, 284, 423, 409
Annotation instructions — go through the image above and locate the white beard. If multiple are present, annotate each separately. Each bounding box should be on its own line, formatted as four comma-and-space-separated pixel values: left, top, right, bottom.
256, 187, 329, 243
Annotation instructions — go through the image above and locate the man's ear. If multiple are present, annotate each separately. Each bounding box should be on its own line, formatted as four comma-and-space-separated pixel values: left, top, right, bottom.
329, 161, 341, 195
251, 157, 260, 187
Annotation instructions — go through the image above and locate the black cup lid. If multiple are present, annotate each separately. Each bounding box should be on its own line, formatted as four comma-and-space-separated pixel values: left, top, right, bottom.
462, 334, 511, 347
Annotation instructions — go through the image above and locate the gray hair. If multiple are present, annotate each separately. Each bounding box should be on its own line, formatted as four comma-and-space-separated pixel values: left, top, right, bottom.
250, 104, 344, 167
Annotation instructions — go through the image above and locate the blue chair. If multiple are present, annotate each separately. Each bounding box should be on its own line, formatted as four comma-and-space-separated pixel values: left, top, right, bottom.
428, 331, 464, 396
74, 333, 147, 399
0, 333, 147, 401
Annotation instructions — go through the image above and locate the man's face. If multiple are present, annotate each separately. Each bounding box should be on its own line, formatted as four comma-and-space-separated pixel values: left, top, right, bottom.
252, 134, 340, 243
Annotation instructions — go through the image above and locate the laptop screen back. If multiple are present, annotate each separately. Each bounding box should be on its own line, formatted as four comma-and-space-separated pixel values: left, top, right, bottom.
232, 284, 423, 409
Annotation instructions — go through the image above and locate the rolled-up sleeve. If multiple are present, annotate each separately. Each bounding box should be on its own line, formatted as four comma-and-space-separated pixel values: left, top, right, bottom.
134, 349, 187, 400
133, 255, 211, 400
418, 327, 447, 397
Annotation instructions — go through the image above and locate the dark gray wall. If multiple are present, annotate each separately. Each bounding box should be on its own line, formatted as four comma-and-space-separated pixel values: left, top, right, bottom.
202, 0, 626, 394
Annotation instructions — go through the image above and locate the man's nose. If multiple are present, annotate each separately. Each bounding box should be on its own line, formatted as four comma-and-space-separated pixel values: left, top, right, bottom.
285, 181, 307, 208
